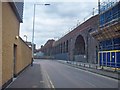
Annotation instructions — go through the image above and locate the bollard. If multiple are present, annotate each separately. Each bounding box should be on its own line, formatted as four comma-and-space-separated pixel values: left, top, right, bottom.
114, 67, 117, 72
31, 58, 33, 66
96, 66, 97, 69
89, 64, 90, 68
101, 66, 103, 69
84, 64, 85, 67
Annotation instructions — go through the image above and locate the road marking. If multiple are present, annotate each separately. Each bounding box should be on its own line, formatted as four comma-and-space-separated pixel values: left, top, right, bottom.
62, 62, 119, 82
44, 70, 55, 89
40, 63, 55, 89
32, 85, 38, 88
39, 65, 51, 88
40, 81, 44, 83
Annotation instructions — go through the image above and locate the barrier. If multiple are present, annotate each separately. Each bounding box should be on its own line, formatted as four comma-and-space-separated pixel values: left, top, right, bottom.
98, 50, 120, 68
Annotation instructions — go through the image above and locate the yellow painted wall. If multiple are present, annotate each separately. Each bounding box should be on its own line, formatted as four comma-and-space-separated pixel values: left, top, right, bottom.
2, 2, 32, 86
2, 2, 19, 85
0, 1, 2, 89
16, 38, 32, 74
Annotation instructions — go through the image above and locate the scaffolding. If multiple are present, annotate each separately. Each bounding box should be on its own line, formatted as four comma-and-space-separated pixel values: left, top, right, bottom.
90, 1, 120, 68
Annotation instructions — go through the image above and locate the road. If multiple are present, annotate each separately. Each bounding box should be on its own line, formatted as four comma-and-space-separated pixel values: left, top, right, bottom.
34, 59, 119, 88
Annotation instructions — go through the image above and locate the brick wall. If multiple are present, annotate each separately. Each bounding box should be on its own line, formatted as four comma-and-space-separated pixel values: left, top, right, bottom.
41, 15, 99, 63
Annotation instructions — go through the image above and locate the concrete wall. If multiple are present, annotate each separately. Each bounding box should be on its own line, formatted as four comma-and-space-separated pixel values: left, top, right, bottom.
0, 1, 2, 89
2, 2, 32, 87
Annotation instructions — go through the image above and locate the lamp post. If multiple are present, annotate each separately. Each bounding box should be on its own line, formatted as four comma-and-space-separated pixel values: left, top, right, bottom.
32, 3, 50, 65
24, 35, 27, 42
98, 0, 100, 67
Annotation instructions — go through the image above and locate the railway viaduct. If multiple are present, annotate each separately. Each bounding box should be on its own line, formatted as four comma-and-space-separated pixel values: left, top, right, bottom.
40, 15, 99, 64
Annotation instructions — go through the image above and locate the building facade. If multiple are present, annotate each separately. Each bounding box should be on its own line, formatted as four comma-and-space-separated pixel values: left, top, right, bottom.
91, 1, 120, 68
41, 15, 99, 64
40, 39, 55, 59
0, 1, 32, 89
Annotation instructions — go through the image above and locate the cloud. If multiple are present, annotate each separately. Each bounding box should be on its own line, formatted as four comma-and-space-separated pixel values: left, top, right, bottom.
20, 1, 98, 49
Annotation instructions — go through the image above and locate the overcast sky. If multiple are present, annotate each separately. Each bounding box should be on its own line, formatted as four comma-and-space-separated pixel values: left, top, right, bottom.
20, 0, 98, 49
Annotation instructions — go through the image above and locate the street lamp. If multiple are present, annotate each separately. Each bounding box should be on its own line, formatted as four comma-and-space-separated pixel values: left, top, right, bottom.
24, 35, 27, 42
32, 3, 50, 64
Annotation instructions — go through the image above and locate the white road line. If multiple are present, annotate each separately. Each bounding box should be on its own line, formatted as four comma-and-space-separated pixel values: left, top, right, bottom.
44, 69, 55, 89
39, 65, 51, 88
62, 62, 119, 82
40, 63, 55, 89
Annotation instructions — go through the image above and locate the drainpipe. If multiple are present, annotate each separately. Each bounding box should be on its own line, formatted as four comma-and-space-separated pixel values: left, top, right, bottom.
86, 33, 89, 63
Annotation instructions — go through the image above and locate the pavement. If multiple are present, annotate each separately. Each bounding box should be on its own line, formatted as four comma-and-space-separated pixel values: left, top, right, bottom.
6, 64, 44, 89
57, 60, 120, 80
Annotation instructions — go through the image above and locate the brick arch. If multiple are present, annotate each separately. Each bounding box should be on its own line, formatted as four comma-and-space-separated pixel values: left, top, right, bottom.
74, 35, 85, 55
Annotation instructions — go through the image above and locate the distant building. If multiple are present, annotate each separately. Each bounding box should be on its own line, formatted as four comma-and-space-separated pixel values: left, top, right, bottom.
40, 39, 55, 56
0, 1, 32, 89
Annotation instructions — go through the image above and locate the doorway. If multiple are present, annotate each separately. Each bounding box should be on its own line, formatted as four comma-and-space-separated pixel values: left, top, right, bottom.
13, 44, 17, 77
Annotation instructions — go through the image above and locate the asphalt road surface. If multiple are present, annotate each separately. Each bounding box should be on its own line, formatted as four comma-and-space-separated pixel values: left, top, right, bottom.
34, 59, 119, 88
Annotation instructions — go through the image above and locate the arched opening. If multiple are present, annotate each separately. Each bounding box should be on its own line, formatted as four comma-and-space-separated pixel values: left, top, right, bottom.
74, 35, 85, 55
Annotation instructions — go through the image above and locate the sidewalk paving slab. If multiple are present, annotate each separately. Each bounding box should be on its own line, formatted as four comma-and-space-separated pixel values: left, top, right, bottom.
6, 64, 44, 89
